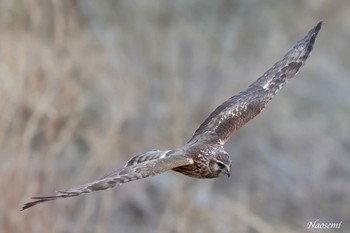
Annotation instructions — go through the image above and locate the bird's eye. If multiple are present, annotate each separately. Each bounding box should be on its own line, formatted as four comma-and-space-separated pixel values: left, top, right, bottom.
217, 162, 226, 169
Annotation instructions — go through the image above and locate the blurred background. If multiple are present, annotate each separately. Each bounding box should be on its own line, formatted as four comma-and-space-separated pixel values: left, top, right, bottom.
1, 0, 349, 233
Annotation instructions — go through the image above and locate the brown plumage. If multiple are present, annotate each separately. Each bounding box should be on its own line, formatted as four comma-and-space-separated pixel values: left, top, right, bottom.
22, 21, 322, 211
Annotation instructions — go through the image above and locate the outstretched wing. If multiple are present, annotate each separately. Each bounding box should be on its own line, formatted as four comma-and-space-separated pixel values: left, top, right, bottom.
124, 150, 171, 167
189, 21, 322, 145
22, 153, 193, 210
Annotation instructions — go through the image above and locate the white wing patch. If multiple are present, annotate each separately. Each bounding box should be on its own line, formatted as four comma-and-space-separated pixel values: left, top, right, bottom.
125, 150, 172, 167
160, 150, 171, 159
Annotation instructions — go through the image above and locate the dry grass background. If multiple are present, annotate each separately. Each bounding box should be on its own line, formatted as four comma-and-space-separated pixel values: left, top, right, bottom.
1, 0, 349, 233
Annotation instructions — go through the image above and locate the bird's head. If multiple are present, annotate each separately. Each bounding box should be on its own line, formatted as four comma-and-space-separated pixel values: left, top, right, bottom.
209, 150, 231, 178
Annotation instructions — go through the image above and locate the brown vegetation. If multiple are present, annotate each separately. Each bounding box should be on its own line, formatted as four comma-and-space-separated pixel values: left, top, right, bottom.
1, 1, 349, 233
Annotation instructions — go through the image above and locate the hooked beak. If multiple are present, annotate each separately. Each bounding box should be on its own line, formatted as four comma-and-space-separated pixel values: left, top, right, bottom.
226, 165, 231, 178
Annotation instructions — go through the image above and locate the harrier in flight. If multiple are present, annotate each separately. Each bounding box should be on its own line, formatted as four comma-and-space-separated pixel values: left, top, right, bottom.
22, 21, 322, 210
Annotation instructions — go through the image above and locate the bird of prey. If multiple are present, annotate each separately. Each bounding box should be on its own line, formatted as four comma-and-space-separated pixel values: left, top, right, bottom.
22, 21, 322, 210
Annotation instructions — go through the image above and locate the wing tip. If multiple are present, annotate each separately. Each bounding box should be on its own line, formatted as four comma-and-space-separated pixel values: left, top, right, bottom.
310, 20, 322, 40
295, 21, 322, 59
315, 20, 323, 32
21, 196, 56, 211
21, 192, 80, 211
307, 20, 322, 40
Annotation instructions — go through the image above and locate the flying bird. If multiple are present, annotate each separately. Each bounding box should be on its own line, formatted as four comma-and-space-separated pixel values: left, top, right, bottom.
22, 21, 322, 210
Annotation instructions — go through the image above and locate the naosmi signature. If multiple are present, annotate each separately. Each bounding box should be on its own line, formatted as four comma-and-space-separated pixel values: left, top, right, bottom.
307, 219, 342, 229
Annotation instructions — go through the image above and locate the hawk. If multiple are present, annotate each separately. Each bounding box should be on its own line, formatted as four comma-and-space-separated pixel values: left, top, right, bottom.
22, 21, 322, 210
